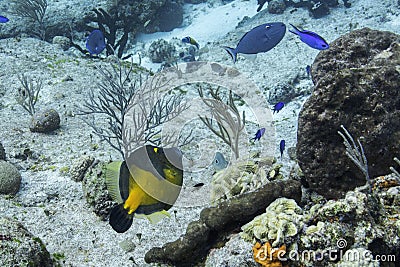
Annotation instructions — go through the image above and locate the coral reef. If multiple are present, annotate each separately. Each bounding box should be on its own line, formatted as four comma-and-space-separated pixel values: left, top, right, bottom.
145, 180, 302, 266
210, 157, 276, 203
0, 217, 53, 266
241, 198, 303, 247
260, 0, 346, 18
0, 161, 21, 195
243, 176, 399, 266
148, 39, 177, 63
297, 28, 400, 199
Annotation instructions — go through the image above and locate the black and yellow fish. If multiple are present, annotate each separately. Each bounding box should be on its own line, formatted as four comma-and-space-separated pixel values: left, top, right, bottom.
182, 36, 200, 49
105, 145, 183, 233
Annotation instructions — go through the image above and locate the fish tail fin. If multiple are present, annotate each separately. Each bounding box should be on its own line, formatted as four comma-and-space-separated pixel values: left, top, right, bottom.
223, 46, 237, 63
109, 203, 133, 233
289, 24, 300, 35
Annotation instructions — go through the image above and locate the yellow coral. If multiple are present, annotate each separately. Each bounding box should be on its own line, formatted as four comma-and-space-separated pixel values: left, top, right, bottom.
252, 242, 287, 267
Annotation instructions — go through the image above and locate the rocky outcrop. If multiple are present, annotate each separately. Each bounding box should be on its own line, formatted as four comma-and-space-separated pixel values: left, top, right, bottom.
0, 217, 53, 266
297, 28, 400, 199
145, 179, 302, 266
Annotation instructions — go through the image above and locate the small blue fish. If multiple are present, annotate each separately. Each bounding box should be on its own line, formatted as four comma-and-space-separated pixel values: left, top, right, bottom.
279, 140, 285, 159
86, 29, 106, 56
223, 22, 286, 63
0, 16, 9, 23
289, 24, 329, 50
273, 102, 285, 113
252, 128, 266, 141
182, 36, 199, 49
213, 152, 228, 172
306, 65, 311, 77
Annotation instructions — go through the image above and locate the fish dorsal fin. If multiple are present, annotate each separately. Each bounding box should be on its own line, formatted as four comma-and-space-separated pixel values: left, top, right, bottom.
105, 161, 124, 203
134, 210, 171, 224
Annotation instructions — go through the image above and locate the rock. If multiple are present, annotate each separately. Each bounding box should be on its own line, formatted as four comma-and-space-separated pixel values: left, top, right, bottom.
30, 109, 61, 133
0, 161, 21, 195
0, 141, 5, 160
70, 156, 95, 182
0, 217, 53, 266
297, 28, 400, 199
267, 0, 286, 14
309, 1, 330, 18
156, 1, 183, 32
145, 179, 302, 266
52, 36, 71, 51
148, 39, 176, 63
82, 161, 114, 220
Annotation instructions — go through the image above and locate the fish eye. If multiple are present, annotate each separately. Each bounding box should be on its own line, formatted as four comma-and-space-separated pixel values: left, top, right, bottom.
215, 159, 219, 164
153, 147, 158, 153
265, 26, 270, 29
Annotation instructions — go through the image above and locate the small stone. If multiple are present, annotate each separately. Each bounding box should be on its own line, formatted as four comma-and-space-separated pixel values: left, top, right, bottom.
52, 36, 71, 51
268, 0, 286, 14
30, 109, 60, 133
0, 161, 21, 195
309, 1, 330, 19
0, 142, 5, 160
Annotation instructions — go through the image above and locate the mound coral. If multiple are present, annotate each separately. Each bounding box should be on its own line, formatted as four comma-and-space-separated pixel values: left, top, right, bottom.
241, 197, 303, 247
210, 157, 277, 203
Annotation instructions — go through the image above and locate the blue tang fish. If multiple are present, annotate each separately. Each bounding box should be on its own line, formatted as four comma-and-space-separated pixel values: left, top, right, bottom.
0, 16, 9, 23
86, 29, 106, 55
289, 24, 329, 50
273, 102, 285, 113
182, 36, 199, 49
223, 22, 286, 63
213, 152, 228, 172
252, 128, 266, 141
279, 140, 285, 159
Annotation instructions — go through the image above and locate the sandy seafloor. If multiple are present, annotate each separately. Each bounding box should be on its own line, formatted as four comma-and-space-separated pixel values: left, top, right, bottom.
0, 0, 399, 266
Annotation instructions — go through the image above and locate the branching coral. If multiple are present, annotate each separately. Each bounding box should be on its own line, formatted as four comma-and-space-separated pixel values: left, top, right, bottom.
15, 74, 42, 116
10, 0, 48, 40
198, 86, 245, 159
78, 59, 139, 157
389, 157, 400, 183
79, 59, 191, 159
338, 125, 371, 192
